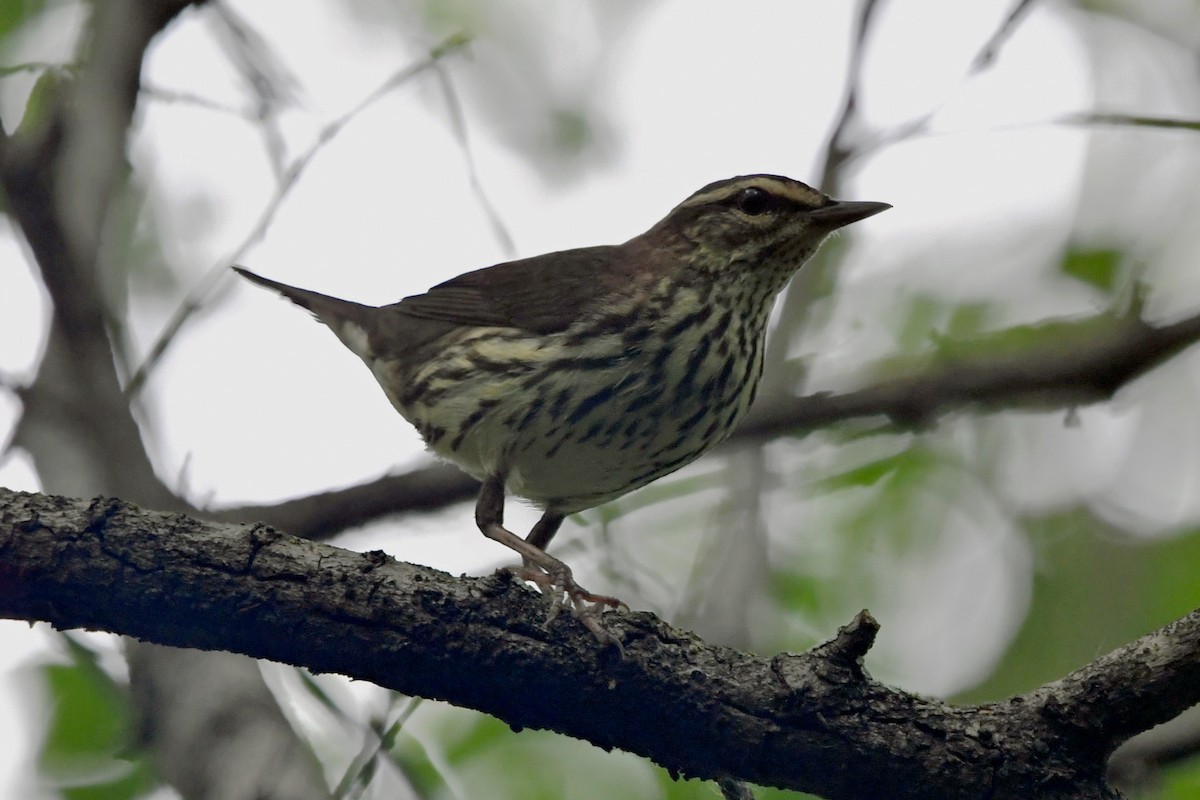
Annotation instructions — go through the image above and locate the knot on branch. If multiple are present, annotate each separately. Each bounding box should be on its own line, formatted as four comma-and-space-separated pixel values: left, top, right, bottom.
771, 610, 879, 716
816, 609, 880, 668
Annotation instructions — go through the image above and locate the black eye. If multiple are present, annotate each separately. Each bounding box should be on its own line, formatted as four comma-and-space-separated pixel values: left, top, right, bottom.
735, 187, 771, 216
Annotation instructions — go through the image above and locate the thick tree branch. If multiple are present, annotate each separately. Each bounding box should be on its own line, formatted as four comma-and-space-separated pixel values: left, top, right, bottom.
4, 487, 1198, 800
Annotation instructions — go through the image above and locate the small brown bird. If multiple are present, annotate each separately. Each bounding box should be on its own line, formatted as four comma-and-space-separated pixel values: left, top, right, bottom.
235, 174, 887, 643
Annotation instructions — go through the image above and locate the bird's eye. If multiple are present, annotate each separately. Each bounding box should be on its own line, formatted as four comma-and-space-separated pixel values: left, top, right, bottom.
735, 187, 771, 216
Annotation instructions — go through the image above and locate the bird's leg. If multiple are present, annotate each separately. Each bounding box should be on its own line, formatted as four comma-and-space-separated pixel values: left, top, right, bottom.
521, 512, 563, 596
526, 512, 563, 551
475, 478, 623, 643
521, 511, 626, 609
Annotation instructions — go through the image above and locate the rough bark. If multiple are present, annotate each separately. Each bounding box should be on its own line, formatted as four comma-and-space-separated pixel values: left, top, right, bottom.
5, 487, 1198, 800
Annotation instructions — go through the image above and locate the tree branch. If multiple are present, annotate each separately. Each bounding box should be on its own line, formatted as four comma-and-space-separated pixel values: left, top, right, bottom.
738, 304, 1200, 441
208, 463, 478, 539
4, 487, 1197, 800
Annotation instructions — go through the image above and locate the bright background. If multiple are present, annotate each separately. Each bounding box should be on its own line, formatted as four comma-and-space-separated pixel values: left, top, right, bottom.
2, 1, 1200, 798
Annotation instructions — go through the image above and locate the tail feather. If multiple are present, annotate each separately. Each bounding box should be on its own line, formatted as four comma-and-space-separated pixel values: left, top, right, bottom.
233, 266, 378, 360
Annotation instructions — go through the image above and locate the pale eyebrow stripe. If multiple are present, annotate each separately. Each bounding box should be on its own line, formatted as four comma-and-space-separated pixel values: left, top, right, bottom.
677, 177, 826, 209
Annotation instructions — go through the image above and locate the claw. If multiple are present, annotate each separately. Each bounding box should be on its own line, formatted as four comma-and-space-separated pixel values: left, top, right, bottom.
476, 479, 625, 650
512, 562, 626, 650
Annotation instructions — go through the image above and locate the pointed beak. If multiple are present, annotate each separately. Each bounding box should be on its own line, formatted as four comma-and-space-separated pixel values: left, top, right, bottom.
809, 200, 891, 229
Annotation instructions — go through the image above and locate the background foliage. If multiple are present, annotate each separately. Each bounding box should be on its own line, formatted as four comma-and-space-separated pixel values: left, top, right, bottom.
1, 1, 1199, 798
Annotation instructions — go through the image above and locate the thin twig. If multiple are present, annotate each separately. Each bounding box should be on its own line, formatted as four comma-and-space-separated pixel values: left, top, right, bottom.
0, 61, 64, 77
763, 0, 885, 392
433, 63, 516, 258
847, 0, 1046, 168
819, 0, 883, 190
844, 112, 1200, 171
332, 695, 424, 800
210, 0, 301, 179
971, 0, 1041, 71
141, 83, 255, 118
1058, 112, 1200, 132
124, 34, 472, 401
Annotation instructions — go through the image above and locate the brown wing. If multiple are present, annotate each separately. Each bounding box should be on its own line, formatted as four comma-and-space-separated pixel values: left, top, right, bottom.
395, 245, 628, 335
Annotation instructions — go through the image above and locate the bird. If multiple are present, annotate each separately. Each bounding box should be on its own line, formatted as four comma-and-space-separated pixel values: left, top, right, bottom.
234, 174, 888, 644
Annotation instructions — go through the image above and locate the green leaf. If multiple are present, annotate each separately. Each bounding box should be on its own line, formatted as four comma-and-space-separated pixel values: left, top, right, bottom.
811, 445, 937, 494
1160, 756, 1200, 800
768, 573, 823, 615
0, 0, 47, 42
16, 64, 69, 138
1059, 248, 1121, 294
958, 511, 1200, 702
36, 635, 157, 800
594, 468, 723, 522
945, 301, 989, 339
895, 293, 945, 353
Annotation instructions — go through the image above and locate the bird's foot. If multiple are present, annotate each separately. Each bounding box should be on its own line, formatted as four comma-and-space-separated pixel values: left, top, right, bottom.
513, 562, 626, 650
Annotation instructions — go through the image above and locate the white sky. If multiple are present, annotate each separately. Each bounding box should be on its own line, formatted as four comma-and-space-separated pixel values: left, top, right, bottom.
2, 1, 1200, 797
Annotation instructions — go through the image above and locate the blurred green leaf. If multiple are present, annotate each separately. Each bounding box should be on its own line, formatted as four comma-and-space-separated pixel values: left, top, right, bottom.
0, 0, 47, 42
592, 469, 723, 524
295, 668, 355, 722
440, 713, 512, 764
37, 635, 157, 800
549, 107, 591, 154
945, 302, 989, 339
895, 293, 944, 353
1060, 248, 1121, 294
392, 730, 445, 798
894, 295, 991, 358
811, 449, 912, 491
1161, 756, 1200, 800
17, 64, 68, 138
959, 511, 1200, 702
769, 572, 824, 616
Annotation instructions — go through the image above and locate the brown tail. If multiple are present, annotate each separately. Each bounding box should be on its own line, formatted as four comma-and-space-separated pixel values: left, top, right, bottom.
232, 266, 370, 316
233, 266, 381, 360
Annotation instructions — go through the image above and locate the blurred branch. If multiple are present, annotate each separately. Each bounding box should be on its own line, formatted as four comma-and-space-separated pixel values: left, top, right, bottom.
825, 0, 1040, 198
1, 0, 194, 507
141, 83, 256, 117
1108, 704, 1200, 793
433, 63, 517, 258
210, 462, 478, 539
124, 32, 473, 401
855, 112, 1200, 163
0, 61, 66, 77
739, 303, 1200, 441
818, 0, 882, 190
210, 0, 302, 179
971, 0, 1040, 71
5, 486, 1198, 800
1058, 112, 1200, 133
0, 4, 333, 800
770, 0, 1040, 387
843, 0, 1047, 168
765, 0, 884, 384
219, 302, 1200, 541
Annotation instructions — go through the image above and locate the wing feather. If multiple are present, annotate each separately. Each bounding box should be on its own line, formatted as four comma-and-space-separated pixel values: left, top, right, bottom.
396, 245, 627, 334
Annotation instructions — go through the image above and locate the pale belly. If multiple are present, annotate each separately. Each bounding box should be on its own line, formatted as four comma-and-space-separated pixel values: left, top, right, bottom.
387, 318, 763, 514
